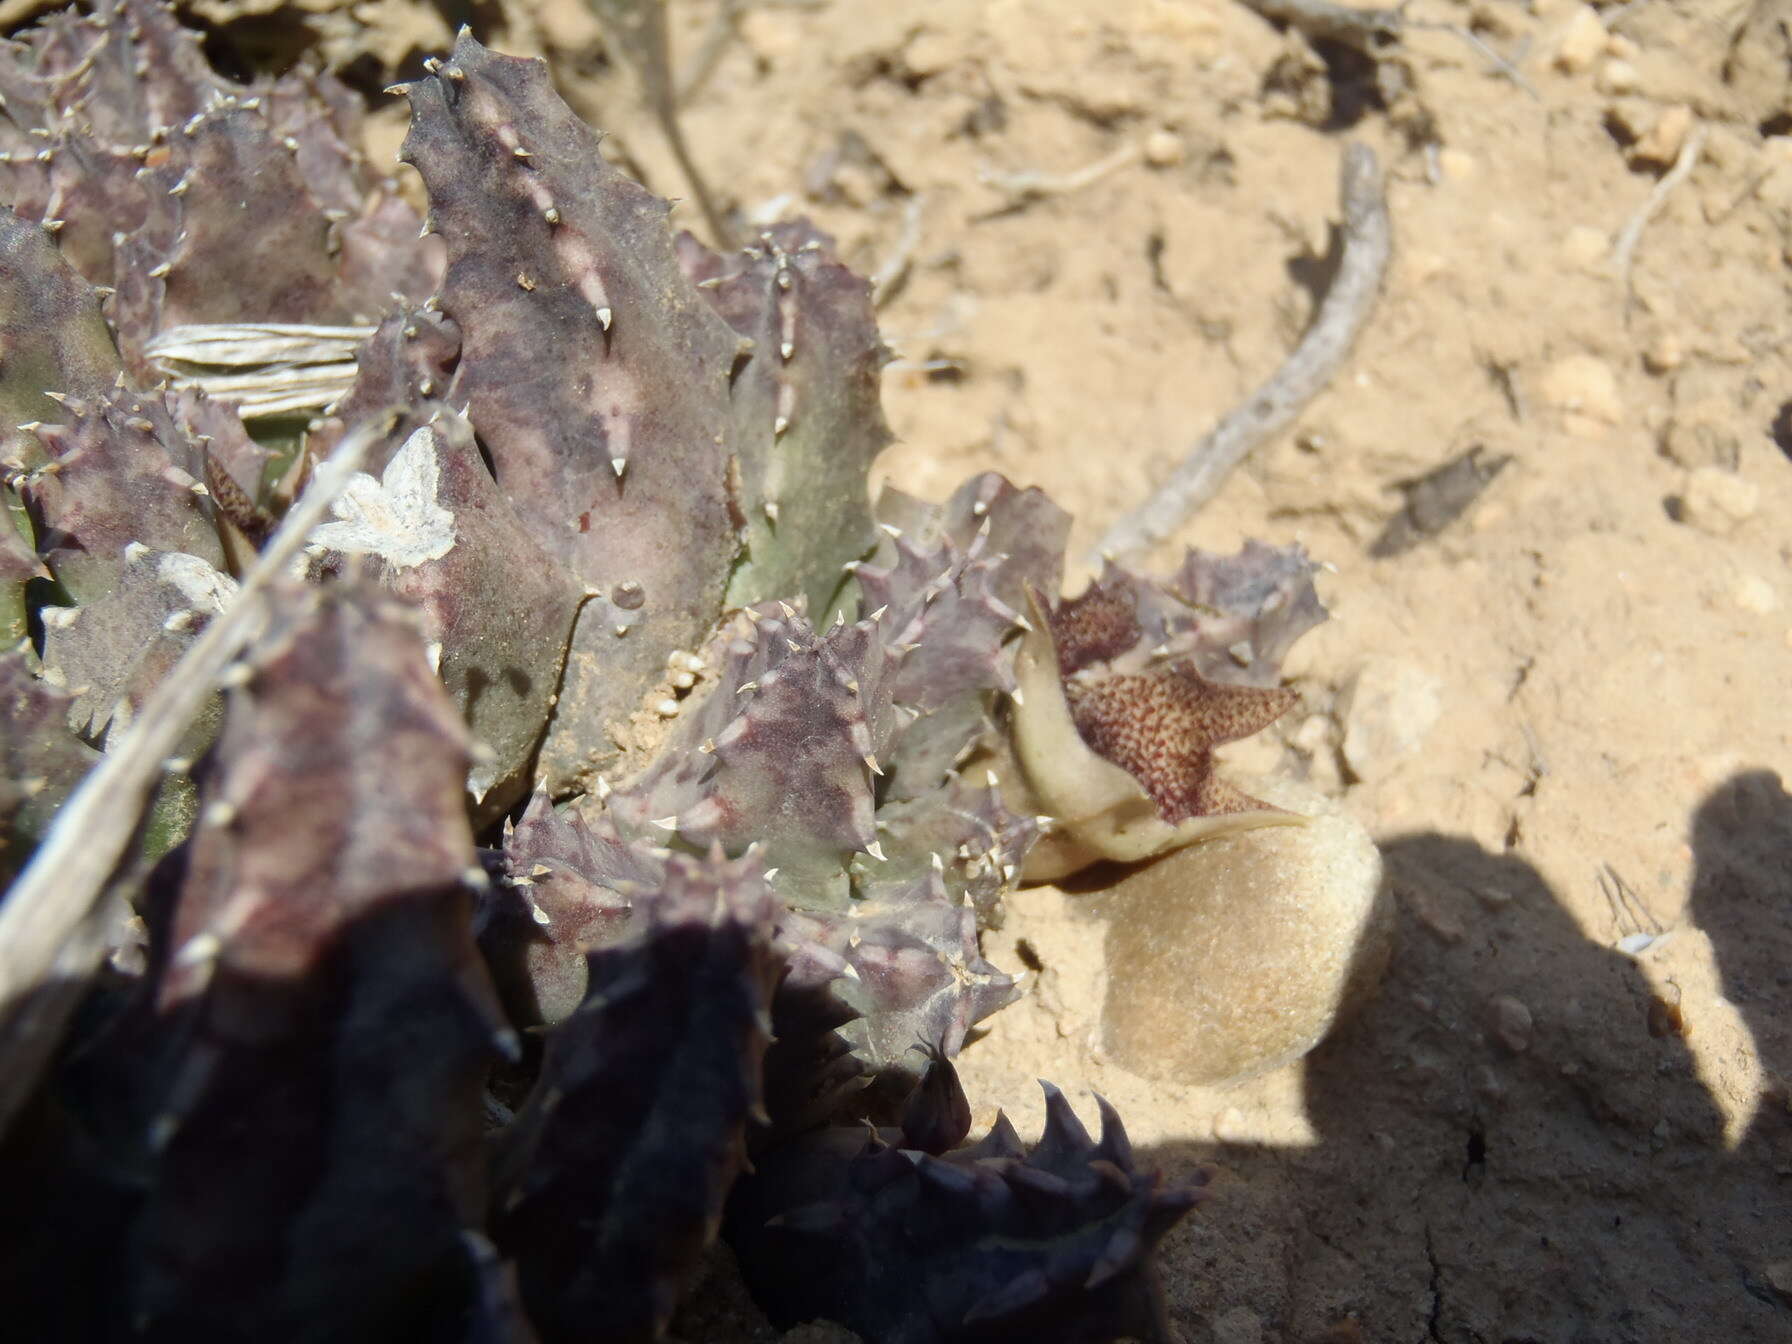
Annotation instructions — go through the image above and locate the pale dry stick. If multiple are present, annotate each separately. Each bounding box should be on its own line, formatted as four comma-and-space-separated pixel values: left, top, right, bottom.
0, 408, 398, 1136
1417, 22, 1541, 102
678, 0, 829, 107
871, 194, 926, 308
1234, 0, 1406, 48
1092, 143, 1392, 564
145, 322, 375, 367
1611, 121, 1708, 317
978, 143, 1143, 212
677, 0, 746, 106
147, 322, 377, 419
585, 0, 733, 247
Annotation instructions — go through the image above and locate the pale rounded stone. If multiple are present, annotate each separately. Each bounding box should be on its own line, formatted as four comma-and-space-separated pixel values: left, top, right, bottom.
1597, 57, 1641, 95
1765, 1259, 1792, 1307
1539, 353, 1623, 426
1211, 1106, 1250, 1142
1735, 572, 1778, 614
1437, 147, 1476, 182
1681, 465, 1759, 535
1143, 128, 1186, 167
1088, 778, 1390, 1087
1642, 330, 1683, 374
1489, 995, 1534, 1052
1550, 5, 1607, 73
903, 29, 958, 78
1339, 657, 1443, 782
1633, 103, 1694, 166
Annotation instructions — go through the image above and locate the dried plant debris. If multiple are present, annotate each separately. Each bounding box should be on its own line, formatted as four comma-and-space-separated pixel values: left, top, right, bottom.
0, 8, 1334, 1342
0, 0, 437, 380
1368, 443, 1510, 558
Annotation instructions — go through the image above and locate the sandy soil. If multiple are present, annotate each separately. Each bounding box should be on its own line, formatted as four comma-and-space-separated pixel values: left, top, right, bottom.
194, 0, 1792, 1338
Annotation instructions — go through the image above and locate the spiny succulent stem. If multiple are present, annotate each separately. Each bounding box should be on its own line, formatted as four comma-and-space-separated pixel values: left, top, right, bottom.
0, 407, 399, 1137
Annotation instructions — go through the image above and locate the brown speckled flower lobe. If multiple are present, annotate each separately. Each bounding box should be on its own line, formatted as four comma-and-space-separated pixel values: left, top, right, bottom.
1049, 578, 1297, 823
1048, 577, 1141, 674
1065, 667, 1296, 823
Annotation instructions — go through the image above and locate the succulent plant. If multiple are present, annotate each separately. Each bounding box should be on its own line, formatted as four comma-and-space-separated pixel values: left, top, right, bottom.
728, 1047, 1209, 1344
0, 6, 1331, 1342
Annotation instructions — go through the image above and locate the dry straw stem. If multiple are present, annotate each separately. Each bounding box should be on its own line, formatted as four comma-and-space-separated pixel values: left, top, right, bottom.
0, 408, 399, 1135
147, 322, 375, 419
1094, 142, 1392, 563
978, 143, 1145, 212
1612, 121, 1708, 317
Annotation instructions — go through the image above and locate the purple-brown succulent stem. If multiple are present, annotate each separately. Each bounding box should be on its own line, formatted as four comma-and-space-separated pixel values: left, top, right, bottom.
0, 406, 398, 1139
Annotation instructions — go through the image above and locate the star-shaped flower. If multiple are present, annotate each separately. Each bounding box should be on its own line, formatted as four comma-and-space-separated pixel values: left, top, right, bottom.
1012, 571, 1310, 875
1045, 573, 1299, 821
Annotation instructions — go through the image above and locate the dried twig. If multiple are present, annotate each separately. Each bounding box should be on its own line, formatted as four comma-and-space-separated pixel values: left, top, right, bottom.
1235, 0, 1406, 49
677, 0, 746, 107
146, 322, 375, 419
1093, 143, 1392, 563
0, 408, 398, 1136
1419, 22, 1541, 101
871, 194, 927, 308
586, 0, 733, 247
145, 322, 374, 367
1611, 121, 1707, 314
677, 0, 832, 106
978, 143, 1143, 213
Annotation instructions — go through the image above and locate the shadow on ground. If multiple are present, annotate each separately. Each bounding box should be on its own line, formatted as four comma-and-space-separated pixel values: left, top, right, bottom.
1134, 771, 1792, 1343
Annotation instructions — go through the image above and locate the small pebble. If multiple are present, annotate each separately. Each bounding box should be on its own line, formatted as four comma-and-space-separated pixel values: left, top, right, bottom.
1632, 104, 1694, 167
1596, 58, 1641, 95
1212, 1107, 1250, 1143
1143, 128, 1185, 167
1405, 883, 1466, 944
1490, 995, 1534, 1053
1680, 465, 1759, 535
1437, 147, 1476, 182
1766, 1260, 1792, 1307
1642, 330, 1684, 374
902, 29, 956, 79
1734, 572, 1777, 614
1539, 353, 1623, 430
1551, 5, 1607, 74
1474, 883, 1515, 909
